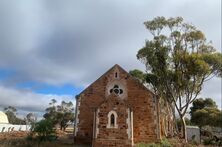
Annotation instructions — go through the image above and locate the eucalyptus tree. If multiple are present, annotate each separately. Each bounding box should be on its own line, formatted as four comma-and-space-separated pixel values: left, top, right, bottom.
26, 113, 37, 124
136, 16, 222, 141
4, 106, 26, 124
43, 99, 74, 131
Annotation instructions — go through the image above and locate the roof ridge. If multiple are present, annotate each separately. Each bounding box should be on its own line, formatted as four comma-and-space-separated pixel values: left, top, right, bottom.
76, 64, 122, 99
76, 64, 155, 99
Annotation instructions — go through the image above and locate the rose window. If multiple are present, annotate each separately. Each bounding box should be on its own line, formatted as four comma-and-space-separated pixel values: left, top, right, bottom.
109, 85, 123, 95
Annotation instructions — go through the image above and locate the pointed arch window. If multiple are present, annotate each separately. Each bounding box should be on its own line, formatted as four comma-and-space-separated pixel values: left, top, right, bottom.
110, 114, 115, 127
107, 111, 118, 128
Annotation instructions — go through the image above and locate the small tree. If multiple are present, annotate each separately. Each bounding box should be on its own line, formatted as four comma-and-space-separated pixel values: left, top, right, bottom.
31, 119, 56, 146
43, 99, 74, 131
190, 98, 222, 128
190, 98, 217, 115
26, 113, 37, 125
56, 101, 74, 131
4, 106, 26, 124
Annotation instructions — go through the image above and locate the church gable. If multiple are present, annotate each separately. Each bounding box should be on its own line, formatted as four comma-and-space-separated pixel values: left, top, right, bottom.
77, 64, 154, 101
74, 64, 159, 146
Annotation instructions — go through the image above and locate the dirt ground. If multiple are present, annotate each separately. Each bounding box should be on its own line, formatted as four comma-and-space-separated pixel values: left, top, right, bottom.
0, 132, 213, 147
0, 131, 75, 147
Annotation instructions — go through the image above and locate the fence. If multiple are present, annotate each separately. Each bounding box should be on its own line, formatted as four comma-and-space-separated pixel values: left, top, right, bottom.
0, 124, 31, 132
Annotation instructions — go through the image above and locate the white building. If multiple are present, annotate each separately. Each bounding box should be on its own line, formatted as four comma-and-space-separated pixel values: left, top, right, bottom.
0, 111, 9, 124
0, 111, 31, 132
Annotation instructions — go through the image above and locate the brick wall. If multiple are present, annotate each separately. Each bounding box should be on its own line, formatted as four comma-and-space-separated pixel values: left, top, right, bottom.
93, 96, 132, 146
74, 65, 160, 146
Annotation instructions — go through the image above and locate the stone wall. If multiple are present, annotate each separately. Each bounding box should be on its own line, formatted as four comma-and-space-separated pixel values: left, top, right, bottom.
93, 96, 132, 146
74, 65, 160, 146
126, 75, 158, 143
74, 68, 108, 144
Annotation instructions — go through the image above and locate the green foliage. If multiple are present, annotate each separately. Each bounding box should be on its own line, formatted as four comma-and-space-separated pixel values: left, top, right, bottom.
26, 113, 37, 124
129, 69, 146, 83
137, 143, 159, 147
203, 138, 214, 145
176, 117, 191, 131
137, 16, 222, 102
43, 99, 74, 131
160, 138, 172, 147
190, 98, 222, 128
136, 138, 172, 147
136, 16, 222, 139
31, 119, 57, 143
4, 106, 26, 125
190, 98, 217, 114
216, 112, 222, 127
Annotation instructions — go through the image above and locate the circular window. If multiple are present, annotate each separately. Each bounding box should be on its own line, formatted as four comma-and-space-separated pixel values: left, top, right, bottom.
109, 84, 123, 96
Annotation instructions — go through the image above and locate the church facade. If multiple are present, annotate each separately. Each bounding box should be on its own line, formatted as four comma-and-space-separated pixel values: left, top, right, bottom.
74, 64, 173, 146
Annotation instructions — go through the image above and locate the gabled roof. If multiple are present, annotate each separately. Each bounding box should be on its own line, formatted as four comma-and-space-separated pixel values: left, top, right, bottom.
75, 64, 155, 99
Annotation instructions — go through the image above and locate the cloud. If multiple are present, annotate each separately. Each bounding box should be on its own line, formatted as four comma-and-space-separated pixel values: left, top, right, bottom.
0, 85, 74, 118
200, 77, 222, 109
0, 0, 220, 85
0, 0, 221, 112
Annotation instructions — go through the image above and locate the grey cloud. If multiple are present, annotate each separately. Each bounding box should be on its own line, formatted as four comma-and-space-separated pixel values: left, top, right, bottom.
0, 85, 74, 117
0, 86, 74, 111
200, 77, 222, 109
0, 0, 221, 106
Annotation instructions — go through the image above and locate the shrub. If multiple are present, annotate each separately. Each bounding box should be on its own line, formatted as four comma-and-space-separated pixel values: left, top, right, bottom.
203, 138, 214, 145
203, 136, 222, 146
160, 138, 172, 147
136, 138, 172, 147
31, 119, 57, 145
136, 142, 159, 147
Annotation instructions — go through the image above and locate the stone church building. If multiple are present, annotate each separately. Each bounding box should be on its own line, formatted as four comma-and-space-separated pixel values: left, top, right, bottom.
74, 64, 173, 146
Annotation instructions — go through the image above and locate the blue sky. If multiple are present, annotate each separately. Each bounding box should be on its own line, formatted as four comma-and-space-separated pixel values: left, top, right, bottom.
16, 82, 83, 95
0, 0, 221, 119
0, 69, 16, 80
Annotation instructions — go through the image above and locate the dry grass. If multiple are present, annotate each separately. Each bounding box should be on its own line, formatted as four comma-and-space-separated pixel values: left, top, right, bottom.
0, 131, 74, 147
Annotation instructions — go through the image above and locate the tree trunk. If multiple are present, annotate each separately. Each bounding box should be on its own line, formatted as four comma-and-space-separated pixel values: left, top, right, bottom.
181, 116, 187, 142
60, 122, 63, 130
171, 104, 179, 136
199, 126, 202, 143
173, 112, 179, 136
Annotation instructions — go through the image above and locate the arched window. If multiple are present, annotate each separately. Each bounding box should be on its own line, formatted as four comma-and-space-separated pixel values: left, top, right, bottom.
107, 111, 118, 128
110, 114, 115, 127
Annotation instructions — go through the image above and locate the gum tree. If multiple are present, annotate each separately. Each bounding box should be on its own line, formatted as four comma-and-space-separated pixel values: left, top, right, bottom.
136, 16, 222, 141
43, 99, 74, 131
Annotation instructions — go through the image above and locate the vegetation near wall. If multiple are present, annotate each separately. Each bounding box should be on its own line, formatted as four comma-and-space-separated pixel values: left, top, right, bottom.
136, 138, 172, 147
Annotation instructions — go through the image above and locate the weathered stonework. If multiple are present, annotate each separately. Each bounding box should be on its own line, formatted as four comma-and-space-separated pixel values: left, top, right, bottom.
74, 64, 172, 146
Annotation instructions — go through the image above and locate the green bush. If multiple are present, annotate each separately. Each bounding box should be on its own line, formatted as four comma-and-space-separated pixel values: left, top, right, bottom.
136, 142, 159, 147
31, 119, 57, 144
136, 138, 172, 147
203, 138, 214, 145
160, 138, 172, 147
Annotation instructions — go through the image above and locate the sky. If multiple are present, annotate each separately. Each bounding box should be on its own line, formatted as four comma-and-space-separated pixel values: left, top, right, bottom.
0, 0, 221, 119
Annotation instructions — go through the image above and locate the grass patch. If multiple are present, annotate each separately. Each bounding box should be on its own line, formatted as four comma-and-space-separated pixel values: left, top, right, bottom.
136, 138, 172, 147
